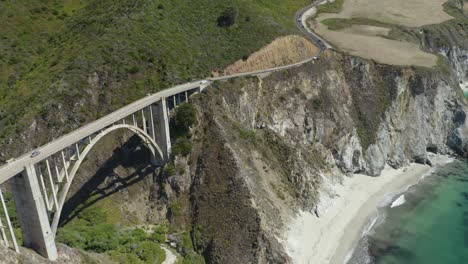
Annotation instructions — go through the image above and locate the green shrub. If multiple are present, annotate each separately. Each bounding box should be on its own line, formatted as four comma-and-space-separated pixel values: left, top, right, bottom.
171, 102, 196, 138
0, 192, 23, 245
109, 251, 145, 264
56, 228, 87, 249
128, 228, 148, 242
150, 225, 168, 243
85, 224, 119, 252
164, 163, 175, 176
217, 7, 238, 27
169, 202, 181, 218
127, 66, 141, 74
182, 252, 205, 264
172, 137, 192, 157
132, 241, 166, 263
78, 205, 107, 226
57, 223, 119, 252
311, 98, 322, 110
239, 129, 255, 141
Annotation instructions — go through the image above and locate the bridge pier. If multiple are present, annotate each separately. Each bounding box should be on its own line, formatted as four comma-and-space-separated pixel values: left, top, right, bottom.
154, 99, 171, 161
11, 165, 57, 260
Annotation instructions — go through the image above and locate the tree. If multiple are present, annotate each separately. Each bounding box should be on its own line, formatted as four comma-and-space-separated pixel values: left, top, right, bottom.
171, 102, 196, 139
217, 7, 238, 27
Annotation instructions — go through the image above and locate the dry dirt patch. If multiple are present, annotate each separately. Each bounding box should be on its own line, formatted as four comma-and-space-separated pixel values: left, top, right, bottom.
312, 0, 454, 67
221, 35, 318, 75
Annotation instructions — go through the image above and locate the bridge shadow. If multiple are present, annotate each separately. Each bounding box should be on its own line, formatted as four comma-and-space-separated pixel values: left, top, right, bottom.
58, 135, 162, 227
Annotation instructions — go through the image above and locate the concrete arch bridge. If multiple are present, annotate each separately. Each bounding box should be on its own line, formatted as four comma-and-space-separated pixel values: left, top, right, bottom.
0, 0, 329, 259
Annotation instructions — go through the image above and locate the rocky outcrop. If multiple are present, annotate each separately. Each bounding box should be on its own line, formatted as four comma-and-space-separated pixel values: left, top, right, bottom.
178, 50, 467, 262
418, 0, 468, 92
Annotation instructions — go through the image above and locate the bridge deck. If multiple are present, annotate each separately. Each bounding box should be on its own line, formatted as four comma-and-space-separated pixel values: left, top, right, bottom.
0, 82, 199, 184
0, 0, 328, 185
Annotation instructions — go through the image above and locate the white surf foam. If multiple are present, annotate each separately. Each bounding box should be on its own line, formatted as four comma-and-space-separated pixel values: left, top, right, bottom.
390, 194, 406, 208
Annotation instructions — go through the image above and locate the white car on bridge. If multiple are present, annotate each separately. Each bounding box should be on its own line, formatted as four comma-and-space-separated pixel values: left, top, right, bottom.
30, 150, 40, 158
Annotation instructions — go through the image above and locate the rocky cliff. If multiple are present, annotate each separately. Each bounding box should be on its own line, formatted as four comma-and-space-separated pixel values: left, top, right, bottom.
2, 1, 467, 263
171, 49, 467, 262
420, 0, 468, 91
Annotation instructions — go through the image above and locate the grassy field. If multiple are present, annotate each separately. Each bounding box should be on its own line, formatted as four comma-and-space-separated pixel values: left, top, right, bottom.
321, 17, 389, 31
310, 0, 461, 67
0, 0, 313, 160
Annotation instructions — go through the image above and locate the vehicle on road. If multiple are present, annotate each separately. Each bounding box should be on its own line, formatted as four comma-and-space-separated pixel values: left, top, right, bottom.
30, 150, 40, 158
6, 158, 16, 163
200, 80, 209, 84
313, 56, 318, 60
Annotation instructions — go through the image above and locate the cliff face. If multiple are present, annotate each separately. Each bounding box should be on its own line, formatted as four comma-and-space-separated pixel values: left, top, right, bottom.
3, 2, 467, 262
181, 50, 467, 262
420, 0, 468, 91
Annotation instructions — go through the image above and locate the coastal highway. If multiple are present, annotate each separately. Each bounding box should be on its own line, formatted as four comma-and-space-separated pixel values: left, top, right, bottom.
0, 82, 201, 184
212, 0, 330, 81
0, 1, 330, 184
295, 0, 331, 52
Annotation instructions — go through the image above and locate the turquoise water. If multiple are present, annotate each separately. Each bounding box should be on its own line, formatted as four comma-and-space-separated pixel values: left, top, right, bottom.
349, 159, 468, 264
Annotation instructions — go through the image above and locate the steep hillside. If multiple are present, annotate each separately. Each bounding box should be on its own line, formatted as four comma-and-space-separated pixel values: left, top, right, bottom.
171, 50, 467, 263
1, 1, 467, 263
0, 0, 312, 162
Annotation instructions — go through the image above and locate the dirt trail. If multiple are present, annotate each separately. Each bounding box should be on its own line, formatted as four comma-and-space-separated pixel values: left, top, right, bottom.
162, 245, 177, 264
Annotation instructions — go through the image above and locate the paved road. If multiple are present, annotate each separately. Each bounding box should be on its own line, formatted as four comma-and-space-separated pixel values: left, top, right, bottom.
0, 82, 200, 183
0, 1, 329, 184
295, 0, 332, 51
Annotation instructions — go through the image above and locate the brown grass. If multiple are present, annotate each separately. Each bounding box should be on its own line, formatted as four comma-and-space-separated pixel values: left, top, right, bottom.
311, 0, 453, 67
327, 0, 453, 27
221, 35, 318, 75
312, 22, 438, 67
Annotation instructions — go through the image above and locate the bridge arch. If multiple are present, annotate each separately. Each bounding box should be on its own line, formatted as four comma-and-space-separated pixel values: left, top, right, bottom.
50, 124, 164, 234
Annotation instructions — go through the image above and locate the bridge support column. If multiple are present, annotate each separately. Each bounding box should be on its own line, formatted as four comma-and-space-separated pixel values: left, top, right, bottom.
11, 164, 57, 260
199, 84, 208, 93
154, 98, 171, 161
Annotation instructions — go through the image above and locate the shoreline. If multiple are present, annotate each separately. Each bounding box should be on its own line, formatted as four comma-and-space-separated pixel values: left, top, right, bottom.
285, 155, 454, 264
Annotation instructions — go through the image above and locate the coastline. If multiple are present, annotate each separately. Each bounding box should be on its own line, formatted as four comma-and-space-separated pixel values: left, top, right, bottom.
285, 155, 454, 264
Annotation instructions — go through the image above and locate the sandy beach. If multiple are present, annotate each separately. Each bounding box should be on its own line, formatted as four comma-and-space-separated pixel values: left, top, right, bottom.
285, 155, 453, 264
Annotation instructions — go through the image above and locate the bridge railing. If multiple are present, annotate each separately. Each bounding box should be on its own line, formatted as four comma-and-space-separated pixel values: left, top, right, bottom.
0, 87, 199, 259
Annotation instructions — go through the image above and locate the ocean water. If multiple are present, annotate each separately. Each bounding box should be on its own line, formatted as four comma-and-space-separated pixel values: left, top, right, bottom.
348, 159, 468, 264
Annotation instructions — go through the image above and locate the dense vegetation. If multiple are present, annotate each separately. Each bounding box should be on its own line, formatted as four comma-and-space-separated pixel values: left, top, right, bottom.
56, 199, 168, 263
0, 192, 22, 245
0, 0, 312, 161
170, 102, 196, 157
